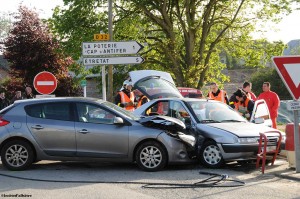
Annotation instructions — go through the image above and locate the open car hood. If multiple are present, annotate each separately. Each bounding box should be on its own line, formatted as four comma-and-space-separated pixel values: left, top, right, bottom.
139, 115, 186, 132
129, 70, 183, 100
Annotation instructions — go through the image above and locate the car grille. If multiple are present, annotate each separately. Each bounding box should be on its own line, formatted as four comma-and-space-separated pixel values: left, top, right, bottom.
257, 136, 279, 146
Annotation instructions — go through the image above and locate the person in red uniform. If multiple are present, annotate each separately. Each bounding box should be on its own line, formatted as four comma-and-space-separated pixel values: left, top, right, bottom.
258, 82, 280, 129
207, 82, 229, 104
114, 80, 135, 111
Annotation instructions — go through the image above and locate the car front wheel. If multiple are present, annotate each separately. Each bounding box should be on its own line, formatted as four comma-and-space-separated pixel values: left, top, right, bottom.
135, 141, 167, 171
1, 140, 34, 171
200, 141, 224, 168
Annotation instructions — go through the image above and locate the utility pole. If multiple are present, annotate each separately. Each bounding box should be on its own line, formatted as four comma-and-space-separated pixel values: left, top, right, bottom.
107, 0, 113, 102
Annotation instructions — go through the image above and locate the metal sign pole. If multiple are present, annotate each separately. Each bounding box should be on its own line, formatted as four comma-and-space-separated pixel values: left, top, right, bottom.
294, 106, 300, 173
108, 0, 113, 102
83, 86, 86, 97
102, 65, 106, 101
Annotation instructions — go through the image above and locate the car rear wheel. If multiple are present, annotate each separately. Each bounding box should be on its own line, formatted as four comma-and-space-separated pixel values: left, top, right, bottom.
200, 141, 224, 168
1, 140, 34, 171
136, 141, 167, 171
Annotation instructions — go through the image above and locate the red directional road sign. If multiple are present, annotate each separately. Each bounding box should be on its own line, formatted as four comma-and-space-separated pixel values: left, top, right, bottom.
272, 56, 300, 100
33, 71, 57, 95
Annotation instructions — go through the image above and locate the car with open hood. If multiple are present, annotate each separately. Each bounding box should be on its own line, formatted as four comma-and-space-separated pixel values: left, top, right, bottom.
0, 97, 195, 172
132, 70, 283, 168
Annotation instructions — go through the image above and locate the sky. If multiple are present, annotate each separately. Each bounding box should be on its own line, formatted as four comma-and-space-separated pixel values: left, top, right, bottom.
1, 0, 300, 44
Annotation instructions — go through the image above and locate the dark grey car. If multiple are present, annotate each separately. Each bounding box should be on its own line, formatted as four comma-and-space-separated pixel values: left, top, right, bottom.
130, 70, 283, 168
0, 97, 195, 171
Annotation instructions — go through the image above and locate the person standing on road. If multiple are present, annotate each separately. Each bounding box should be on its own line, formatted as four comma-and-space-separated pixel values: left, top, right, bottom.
114, 80, 135, 112
243, 81, 257, 101
258, 82, 280, 129
23, 86, 35, 99
0, 91, 9, 110
11, 90, 23, 103
207, 82, 229, 104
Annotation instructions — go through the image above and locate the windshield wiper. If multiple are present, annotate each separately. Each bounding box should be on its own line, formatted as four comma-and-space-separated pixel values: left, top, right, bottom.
220, 119, 245, 123
200, 119, 220, 123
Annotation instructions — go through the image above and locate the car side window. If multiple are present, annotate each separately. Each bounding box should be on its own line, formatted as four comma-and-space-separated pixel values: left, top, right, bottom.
169, 101, 190, 120
25, 102, 72, 121
76, 103, 116, 124
145, 101, 169, 116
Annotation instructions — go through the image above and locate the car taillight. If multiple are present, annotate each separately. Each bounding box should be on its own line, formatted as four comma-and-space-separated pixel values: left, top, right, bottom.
0, 118, 10, 126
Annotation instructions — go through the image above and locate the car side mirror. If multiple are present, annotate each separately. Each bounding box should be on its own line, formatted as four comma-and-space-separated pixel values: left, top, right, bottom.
254, 117, 264, 124
114, 117, 124, 124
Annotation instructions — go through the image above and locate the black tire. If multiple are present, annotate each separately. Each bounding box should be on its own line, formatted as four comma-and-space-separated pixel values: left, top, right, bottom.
135, 141, 167, 172
199, 141, 224, 168
1, 140, 34, 171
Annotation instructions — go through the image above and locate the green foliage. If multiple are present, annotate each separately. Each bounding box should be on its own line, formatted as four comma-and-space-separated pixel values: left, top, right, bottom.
0, 12, 12, 39
3, 6, 82, 98
224, 40, 286, 69
0, 12, 13, 54
250, 68, 292, 100
48, 0, 292, 91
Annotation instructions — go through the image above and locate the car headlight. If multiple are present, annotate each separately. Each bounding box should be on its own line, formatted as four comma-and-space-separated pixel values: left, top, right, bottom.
237, 137, 258, 144
178, 133, 196, 147
281, 134, 286, 142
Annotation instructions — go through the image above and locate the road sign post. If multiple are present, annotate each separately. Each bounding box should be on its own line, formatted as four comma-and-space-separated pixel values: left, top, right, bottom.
80, 80, 87, 97
82, 41, 144, 56
83, 56, 144, 66
33, 71, 57, 95
94, 34, 109, 41
272, 56, 300, 173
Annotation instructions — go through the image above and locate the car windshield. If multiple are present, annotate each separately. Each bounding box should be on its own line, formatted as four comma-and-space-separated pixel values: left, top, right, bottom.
101, 101, 140, 121
187, 101, 247, 123
135, 77, 182, 99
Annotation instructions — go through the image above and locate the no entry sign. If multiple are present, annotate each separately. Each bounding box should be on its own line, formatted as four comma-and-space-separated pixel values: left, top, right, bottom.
33, 71, 57, 95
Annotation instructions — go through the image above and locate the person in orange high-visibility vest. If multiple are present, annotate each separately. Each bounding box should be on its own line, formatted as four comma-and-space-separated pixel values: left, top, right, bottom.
242, 81, 257, 101
114, 80, 135, 112
207, 82, 229, 104
233, 89, 254, 120
134, 89, 149, 108
229, 82, 256, 109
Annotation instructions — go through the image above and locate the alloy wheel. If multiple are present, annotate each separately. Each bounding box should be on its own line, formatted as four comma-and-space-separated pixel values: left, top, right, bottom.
139, 146, 162, 169
5, 144, 29, 168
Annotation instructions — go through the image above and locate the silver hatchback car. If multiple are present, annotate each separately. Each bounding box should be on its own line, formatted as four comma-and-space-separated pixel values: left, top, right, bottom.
0, 97, 195, 171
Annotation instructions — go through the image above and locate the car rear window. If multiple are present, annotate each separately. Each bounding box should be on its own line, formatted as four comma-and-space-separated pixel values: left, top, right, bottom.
25, 102, 72, 121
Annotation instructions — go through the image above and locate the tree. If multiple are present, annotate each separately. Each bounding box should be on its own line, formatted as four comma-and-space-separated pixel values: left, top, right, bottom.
0, 12, 13, 53
250, 68, 291, 100
224, 40, 286, 69
49, 0, 292, 91
3, 6, 81, 97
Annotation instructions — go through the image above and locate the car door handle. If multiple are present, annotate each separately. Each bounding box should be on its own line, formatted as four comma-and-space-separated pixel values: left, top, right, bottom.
79, 129, 89, 134
31, 125, 44, 130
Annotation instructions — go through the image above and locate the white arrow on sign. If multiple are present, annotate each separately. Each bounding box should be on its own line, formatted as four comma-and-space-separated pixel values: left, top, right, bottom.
82, 41, 144, 56
83, 56, 144, 66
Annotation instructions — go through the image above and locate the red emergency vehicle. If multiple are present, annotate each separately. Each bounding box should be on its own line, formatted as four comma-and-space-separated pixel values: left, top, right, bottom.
177, 87, 203, 98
